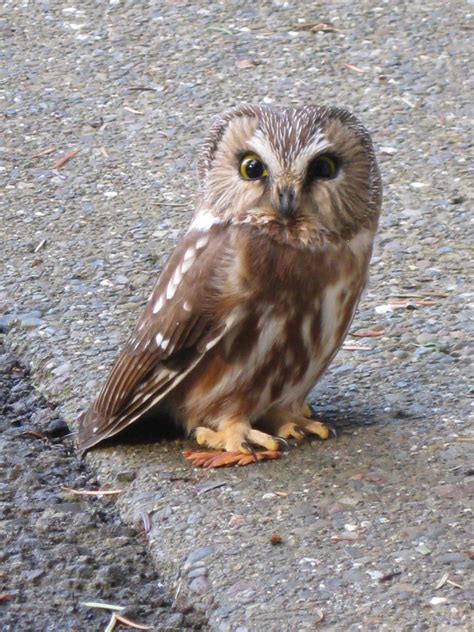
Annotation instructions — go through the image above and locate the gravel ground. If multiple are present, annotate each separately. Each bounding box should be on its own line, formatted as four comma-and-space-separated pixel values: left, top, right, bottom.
0, 341, 205, 631
1, 1, 473, 630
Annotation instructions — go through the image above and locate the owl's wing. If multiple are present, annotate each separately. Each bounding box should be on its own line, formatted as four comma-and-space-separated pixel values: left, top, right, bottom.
77, 227, 232, 452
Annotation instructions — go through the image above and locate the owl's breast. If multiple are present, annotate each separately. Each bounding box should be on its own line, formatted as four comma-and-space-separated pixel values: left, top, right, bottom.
177, 225, 374, 426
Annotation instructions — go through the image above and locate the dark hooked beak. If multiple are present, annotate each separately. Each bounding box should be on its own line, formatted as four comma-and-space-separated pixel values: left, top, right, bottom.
278, 186, 298, 219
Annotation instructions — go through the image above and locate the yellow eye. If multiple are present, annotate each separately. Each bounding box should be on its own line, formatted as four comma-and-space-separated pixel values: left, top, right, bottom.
239, 153, 268, 180
307, 155, 339, 181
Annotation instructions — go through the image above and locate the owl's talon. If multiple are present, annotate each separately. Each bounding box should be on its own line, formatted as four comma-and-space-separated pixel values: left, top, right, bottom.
276, 437, 290, 452
241, 441, 258, 461
301, 404, 313, 419
294, 426, 308, 439
327, 424, 338, 440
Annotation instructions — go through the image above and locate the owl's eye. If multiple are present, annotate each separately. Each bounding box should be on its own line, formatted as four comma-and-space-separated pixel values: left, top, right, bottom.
239, 153, 268, 180
306, 155, 339, 181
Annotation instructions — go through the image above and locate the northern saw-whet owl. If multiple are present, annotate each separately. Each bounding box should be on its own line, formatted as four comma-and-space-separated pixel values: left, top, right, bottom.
78, 104, 382, 466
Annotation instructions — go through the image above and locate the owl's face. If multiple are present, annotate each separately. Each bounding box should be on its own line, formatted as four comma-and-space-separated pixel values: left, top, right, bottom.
196, 105, 381, 242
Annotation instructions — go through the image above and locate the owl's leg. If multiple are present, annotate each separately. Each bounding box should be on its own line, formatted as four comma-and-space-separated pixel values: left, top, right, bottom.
194, 416, 282, 453
261, 408, 334, 442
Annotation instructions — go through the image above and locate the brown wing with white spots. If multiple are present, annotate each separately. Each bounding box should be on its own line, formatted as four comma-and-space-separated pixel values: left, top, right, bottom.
77, 228, 232, 452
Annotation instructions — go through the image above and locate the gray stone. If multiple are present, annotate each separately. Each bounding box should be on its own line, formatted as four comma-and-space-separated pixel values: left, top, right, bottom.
185, 546, 214, 565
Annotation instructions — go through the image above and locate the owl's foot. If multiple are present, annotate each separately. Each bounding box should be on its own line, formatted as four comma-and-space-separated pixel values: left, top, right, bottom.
261, 409, 335, 443
194, 420, 283, 454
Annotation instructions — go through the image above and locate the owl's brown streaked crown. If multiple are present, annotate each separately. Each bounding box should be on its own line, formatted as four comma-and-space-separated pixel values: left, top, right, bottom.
195, 104, 381, 242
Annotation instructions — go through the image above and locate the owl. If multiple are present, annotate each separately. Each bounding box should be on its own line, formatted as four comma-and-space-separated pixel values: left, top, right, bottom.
78, 104, 382, 466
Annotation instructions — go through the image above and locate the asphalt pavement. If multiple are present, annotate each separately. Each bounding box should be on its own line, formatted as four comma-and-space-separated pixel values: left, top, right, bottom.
1, 1, 472, 630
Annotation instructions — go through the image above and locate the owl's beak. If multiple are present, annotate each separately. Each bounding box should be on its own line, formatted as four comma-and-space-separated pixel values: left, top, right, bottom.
278, 186, 298, 219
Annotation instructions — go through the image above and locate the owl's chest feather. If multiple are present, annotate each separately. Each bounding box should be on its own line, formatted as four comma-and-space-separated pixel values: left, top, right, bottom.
180, 226, 373, 424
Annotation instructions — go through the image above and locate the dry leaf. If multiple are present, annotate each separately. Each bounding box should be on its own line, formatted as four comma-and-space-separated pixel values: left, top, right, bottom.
270, 533, 283, 545
235, 58, 256, 69
293, 22, 339, 33
183, 449, 281, 468
350, 329, 385, 338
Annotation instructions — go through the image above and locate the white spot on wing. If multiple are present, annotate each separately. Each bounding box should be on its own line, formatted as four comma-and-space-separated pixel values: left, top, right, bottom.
183, 301, 192, 312
160, 337, 170, 351
184, 247, 195, 261
153, 295, 164, 314
166, 281, 177, 300
155, 332, 164, 347
181, 257, 194, 274
195, 235, 209, 250
173, 267, 183, 286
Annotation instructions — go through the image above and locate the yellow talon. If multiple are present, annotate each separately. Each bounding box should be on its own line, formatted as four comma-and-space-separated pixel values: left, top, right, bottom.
301, 404, 313, 418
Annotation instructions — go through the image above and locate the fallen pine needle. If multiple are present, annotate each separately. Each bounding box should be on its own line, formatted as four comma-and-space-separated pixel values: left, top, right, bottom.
455, 437, 474, 443
391, 292, 448, 299
21, 430, 47, 440
105, 613, 153, 631
434, 572, 449, 590
100, 146, 109, 158
124, 105, 145, 115
183, 449, 281, 468
80, 601, 124, 611
345, 63, 365, 74
32, 146, 56, 158
447, 579, 464, 589
140, 510, 151, 533
155, 201, 190, 207
314, 610, 325, 624
388, 298, 436, 307
342, 344, 373, 351
331, 535, 364, 543
34, 238, 47, 252
52, 149, 80, 170
62, 486, 123, 496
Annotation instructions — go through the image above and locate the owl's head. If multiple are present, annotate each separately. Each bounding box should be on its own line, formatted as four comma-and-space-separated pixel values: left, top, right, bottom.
195, 104, 381, 242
